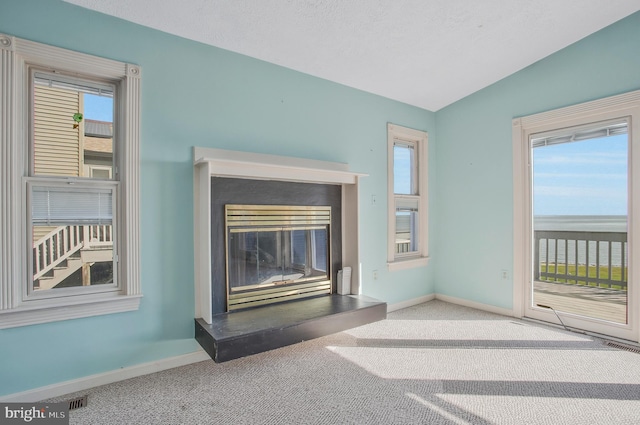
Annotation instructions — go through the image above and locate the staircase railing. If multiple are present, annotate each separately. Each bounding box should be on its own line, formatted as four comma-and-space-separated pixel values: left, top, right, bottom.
33, 224, 113, 281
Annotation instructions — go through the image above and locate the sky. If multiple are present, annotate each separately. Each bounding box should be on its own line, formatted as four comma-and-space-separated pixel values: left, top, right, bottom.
394, 144, 413, 195
532, 134, 628, 216
84, 93, 113, 122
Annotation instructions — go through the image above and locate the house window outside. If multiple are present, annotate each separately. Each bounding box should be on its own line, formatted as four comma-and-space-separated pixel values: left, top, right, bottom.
387, 124, 429, 271
0, 34, 141, 328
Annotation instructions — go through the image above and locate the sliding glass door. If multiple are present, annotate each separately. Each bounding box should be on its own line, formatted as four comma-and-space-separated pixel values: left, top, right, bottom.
513, 92, 640, 341
530, 121, 629, 332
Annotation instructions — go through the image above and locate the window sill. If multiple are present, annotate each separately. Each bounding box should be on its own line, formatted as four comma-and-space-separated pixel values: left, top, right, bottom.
0, 294, 142, 329
387, 256, 430, 272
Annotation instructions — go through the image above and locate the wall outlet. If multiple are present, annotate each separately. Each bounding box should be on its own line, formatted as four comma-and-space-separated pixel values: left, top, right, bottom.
501, 269, 509, 280
372, 270, 379, 280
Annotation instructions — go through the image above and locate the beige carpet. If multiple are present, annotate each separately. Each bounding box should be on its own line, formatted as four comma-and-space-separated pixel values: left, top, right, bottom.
52, 300, 640, 424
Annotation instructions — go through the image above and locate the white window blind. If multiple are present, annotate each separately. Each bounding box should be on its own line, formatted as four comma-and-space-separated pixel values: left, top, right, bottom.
532, 122, 627, 148
33, 72, 114, 97
32, 186, 113, 225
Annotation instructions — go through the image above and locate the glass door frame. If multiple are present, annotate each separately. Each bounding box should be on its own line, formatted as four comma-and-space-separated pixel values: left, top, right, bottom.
512, 91, 640, 342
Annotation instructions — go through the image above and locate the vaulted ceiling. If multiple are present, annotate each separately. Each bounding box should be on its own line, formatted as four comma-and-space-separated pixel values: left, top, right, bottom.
64, 0, 640, 111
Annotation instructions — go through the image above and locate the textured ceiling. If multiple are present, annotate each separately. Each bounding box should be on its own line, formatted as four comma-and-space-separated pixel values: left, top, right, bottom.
64, 0, 640, 111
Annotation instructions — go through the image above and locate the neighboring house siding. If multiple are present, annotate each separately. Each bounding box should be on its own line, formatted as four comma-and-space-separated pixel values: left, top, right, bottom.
32, 226, 57, 245
83, 121, 113, 177
32, 225, 56, 241
84, 136, 112, 153
33, 85, 82, 177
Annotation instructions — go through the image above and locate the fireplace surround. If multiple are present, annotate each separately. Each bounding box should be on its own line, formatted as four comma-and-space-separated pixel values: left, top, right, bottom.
193, 147, 367, 322
193, 148, 388, 362
207, 177, 343, 315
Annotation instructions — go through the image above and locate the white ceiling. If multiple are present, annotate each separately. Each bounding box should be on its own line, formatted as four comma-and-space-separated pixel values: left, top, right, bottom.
64, 0, 640, 111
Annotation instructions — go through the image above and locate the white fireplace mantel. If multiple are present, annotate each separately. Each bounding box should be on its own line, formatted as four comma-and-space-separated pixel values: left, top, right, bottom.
193, 147, 367, 323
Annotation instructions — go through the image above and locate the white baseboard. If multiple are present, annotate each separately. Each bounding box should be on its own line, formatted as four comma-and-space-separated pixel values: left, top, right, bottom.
0, 349, 211, 402
435, 293, 515, 317
387, 294, 436, 312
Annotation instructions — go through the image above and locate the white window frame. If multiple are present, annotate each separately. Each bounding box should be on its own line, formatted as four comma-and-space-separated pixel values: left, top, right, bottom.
387, 123, 429, 271
0, 34, 142, 329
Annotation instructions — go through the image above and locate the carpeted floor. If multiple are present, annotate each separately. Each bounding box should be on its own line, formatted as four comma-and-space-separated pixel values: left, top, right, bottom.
52, 300, 640, 424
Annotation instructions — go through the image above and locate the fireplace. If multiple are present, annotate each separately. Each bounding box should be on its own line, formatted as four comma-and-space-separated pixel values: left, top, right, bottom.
193, 147, 366, 323
193, 148, 388, 362
225, 204, 332, 310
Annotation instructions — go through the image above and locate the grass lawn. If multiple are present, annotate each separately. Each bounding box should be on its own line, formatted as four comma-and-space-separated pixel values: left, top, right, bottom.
539, 263, 627, 290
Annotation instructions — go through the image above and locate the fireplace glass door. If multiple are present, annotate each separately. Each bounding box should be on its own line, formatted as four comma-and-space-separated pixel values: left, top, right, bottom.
228, 227, 328, 290
225, 205, 332, 310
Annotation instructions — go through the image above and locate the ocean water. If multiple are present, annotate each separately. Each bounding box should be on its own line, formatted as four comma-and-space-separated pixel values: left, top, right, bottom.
534, 215, 627, 232
534, 215, 627, 267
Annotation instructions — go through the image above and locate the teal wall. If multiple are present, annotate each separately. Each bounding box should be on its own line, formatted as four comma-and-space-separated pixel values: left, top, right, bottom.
434, 12, 640, 308
0, 0, 435, 396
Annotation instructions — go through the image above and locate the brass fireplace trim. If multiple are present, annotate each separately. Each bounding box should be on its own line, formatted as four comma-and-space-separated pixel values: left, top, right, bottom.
225, 205, 331, 227
228, 281, 331, 310
229, 225, 327, 234
225, 204, 332, 311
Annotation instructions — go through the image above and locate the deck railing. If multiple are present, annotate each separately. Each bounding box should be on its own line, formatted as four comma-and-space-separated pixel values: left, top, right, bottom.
534, 230, 627, 289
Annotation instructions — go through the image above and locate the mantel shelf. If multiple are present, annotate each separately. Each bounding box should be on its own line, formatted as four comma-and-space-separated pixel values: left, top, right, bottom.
193, 147, 367, 185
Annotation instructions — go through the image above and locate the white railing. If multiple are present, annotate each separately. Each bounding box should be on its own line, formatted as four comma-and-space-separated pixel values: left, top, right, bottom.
395, 239, 411, 253
84, 224, 113, 249
534, 230, 627, 289
33, 225, 113, 280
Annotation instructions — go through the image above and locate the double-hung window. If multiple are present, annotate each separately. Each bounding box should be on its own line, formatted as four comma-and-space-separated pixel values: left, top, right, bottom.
0, 34, 141, 328
387, 124, 429, 270
29, 72, 117, 297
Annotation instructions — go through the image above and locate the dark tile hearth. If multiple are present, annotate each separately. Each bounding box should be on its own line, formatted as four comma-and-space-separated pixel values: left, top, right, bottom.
195, 295, 387, 362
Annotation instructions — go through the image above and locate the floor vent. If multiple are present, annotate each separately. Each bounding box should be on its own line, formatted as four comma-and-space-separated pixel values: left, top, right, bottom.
67, 395, 88, 411
604, 341, 640, 354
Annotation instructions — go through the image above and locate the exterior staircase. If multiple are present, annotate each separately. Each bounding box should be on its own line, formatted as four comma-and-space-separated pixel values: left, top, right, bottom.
36, 256, 84, 290
33, 225, 113, 290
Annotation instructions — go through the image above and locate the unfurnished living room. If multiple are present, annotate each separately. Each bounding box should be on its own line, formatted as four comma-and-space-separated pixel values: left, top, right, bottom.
1, 1, 640, 424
